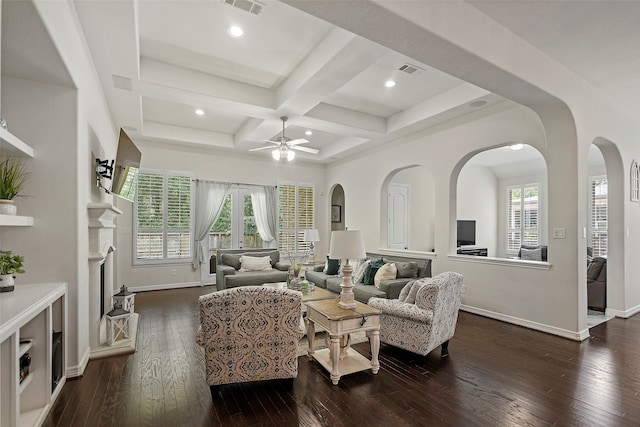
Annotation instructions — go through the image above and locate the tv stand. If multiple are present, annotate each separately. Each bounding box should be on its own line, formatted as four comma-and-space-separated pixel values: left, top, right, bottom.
457, 246, 488, 256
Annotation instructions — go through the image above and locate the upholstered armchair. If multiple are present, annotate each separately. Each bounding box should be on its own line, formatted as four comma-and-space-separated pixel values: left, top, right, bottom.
196, 286, 304, 397
367, 272, 463, 357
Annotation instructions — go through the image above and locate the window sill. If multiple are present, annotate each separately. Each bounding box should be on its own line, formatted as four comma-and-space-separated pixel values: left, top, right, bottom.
447, 254, 551, 270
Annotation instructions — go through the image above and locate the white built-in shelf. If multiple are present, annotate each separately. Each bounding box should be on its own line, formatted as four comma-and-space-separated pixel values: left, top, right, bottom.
0, 128, 34, 158
19, 338, 33, 357
19, 370, 34, 394
0, 214, 33, 227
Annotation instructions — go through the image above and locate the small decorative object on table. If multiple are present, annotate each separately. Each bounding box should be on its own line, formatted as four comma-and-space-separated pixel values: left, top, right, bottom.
0, 250, 25, 293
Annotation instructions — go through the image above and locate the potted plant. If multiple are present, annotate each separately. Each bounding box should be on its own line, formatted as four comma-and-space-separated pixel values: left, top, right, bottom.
0, 250, 25, 292
0, 157, 28, 215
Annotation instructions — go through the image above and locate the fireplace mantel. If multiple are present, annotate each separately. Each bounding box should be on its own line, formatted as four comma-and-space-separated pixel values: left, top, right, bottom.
88, 203, 123, 229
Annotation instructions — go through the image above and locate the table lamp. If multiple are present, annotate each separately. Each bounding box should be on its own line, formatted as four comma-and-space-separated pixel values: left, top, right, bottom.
304, 228, 320, 261
329, 230, 366, 309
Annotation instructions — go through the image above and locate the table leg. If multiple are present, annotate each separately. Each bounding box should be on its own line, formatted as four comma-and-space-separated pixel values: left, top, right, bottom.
307, 319, 315, 357
330, 335, 341, 385
370, 329, 380, 374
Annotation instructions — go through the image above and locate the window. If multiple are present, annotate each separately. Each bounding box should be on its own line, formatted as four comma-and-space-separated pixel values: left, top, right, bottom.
134, 169, 193, 264
278, 183, 315, 254
208, 189, 263, 254
507, 184, 539, 253
590, 176, 608, 256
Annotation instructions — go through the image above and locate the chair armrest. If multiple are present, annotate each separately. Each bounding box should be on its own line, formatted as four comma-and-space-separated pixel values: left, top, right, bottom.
195, 325, 204, 346
274, 262, 290, 271
215, 265, 236, 290
368, 297, 433, 323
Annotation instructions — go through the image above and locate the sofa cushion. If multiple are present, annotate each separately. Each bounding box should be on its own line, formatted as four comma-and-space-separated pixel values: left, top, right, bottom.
239, 255, 273, 272
225, 270, 289, 287
326, 277, 344, 294
221, 253, 243, 270
587, 257, 606, 281
395, 262, 418, 279
374, 263, 397, 288
353, 285, 386, 303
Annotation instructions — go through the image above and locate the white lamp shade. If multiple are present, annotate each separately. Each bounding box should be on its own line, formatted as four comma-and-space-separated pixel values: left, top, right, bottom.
304, 228, 320, 242
329, 230, 365, 260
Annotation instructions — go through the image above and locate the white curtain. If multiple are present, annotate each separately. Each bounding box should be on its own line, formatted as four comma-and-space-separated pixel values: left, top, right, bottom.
251, 185, 278, 248
192, 181, 231, 268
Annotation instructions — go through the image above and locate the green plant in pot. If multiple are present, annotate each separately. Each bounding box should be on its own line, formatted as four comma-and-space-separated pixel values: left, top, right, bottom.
0, 250, 25, 292
0, 157, 28, 215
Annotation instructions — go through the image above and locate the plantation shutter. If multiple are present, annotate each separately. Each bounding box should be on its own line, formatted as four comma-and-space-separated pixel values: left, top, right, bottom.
278, 183, 314, 253
522, 185, 539, 246
167, 175, 192, 259
590, 177, 608, 256
507, 187, 522, 252
507, 184, 539, 253
136, 172, 164, 259
135, 170, 193, 262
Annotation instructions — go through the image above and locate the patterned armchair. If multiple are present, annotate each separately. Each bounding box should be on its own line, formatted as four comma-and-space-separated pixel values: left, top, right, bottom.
196, 286, 304, 397
367, 272, 463, 357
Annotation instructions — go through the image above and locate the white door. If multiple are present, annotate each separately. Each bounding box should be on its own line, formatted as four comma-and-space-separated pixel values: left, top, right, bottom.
388, 184, 409, 250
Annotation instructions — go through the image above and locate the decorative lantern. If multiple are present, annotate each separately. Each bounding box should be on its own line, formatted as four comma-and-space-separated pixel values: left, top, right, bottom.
113, 284, 136, 313
106, 301, 131, 346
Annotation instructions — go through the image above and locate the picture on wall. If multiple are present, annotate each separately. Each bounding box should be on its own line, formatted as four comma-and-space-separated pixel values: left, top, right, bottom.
331, 205, 341, 223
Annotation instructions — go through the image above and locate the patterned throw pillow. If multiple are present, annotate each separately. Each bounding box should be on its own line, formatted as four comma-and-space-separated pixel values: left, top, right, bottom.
520, 247, 542, 261
374, 263, 397, 288
239, 255, 273, 272
352, 260, 371, 284
398, 280, 416, 302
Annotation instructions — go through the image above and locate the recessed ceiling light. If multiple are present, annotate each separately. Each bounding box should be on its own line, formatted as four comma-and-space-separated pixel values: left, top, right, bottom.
227, 26, 243, 37
384, 80, 396, 88
469, 100, 487, 108
195, 109, 204, 116
305, 130, 313, 136
510, 143, 524, 151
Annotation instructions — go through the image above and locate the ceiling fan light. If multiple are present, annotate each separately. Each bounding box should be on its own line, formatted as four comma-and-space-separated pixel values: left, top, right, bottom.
272, 149, 281, 160
287, 150, 295, 161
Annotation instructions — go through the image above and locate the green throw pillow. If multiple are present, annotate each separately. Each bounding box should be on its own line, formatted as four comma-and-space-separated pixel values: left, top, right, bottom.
326, 256, 341, 275
363, 258, 384, 285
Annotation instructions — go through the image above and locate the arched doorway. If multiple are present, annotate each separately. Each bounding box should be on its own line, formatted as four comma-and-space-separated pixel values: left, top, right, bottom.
330, 184, 345, 232
381, 165, 435, 252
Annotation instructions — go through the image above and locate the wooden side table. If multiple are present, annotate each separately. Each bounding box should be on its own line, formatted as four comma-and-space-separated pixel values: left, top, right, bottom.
305, 299, 381, 385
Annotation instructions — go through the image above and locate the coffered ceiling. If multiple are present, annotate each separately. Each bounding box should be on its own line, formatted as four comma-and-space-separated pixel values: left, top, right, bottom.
73, 0, 503, 163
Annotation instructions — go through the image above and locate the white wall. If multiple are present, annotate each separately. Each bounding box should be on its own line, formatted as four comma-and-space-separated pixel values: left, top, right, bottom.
0, 1, 119, 377
115, 141, 327, 290
457, 163, 497, 256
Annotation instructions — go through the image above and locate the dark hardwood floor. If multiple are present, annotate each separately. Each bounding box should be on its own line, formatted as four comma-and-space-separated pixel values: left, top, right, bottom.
44, 286, 640, 426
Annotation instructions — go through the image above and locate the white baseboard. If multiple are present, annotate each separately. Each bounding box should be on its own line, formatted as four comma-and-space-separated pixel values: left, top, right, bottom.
606, 303, 640, 318
460, 305, 590, 341
67, 346, 90, 378
126, 281, 202, 293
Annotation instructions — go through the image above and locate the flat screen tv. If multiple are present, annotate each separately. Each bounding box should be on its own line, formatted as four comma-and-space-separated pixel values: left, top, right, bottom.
98, 129, 141, 202
457, 220, 476, 247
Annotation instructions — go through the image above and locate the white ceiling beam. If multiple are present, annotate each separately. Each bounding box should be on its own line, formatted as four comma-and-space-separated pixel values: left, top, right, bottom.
143, 121, 234, 148
304, 103, 387, 137
387, 83, 490, 132
140, 58, 276, 112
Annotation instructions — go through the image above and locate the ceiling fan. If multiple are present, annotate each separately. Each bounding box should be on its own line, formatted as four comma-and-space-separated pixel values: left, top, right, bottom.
249, 116, 319, 161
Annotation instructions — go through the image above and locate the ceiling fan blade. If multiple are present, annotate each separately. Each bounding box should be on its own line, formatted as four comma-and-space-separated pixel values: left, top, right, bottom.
262, 139, 281, 145
249, 146, 274, 152
287, 138, 309, 146
291, 145, 319, 154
